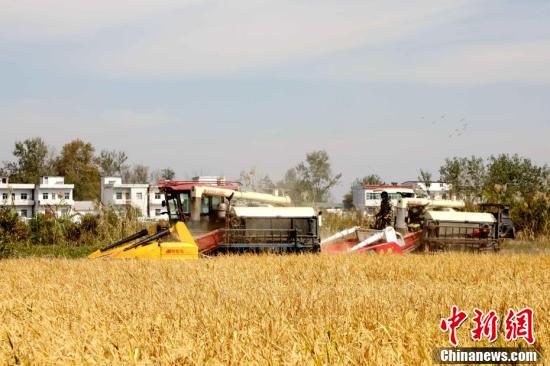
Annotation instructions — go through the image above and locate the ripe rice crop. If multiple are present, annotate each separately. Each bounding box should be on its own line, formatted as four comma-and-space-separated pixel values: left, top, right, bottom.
1, 254, 548, 365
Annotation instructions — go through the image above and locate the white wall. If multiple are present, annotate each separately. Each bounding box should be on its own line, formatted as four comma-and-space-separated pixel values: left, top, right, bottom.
352, 186, 365, 211
148, 186, 168, 220
100, 177, 149, 217
0, 183, 36, 219
34, 177, 75, 217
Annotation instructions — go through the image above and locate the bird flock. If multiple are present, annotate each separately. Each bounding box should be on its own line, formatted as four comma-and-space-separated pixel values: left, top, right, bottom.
421, 114, 469, 139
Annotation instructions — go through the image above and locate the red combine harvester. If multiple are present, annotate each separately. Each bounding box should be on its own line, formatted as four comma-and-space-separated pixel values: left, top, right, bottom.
320, 197, 505, 255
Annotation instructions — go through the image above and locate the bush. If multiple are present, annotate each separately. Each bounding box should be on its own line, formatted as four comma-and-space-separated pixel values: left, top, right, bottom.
4, 205, 148, 248
0, 206, 30, 243
511, 191, 550, 240
0, 242, 14, 258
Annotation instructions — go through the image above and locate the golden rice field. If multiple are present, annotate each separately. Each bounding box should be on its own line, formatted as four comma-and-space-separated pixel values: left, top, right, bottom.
1, 254, 548, 365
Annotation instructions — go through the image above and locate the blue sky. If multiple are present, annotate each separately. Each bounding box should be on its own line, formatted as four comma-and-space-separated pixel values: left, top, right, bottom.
1, 0, 549, 199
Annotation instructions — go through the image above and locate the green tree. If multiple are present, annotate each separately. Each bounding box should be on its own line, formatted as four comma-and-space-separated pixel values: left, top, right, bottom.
150, 168, 176, 183
277, 168, 303, 204
124, 164, 150, 184
342, 174, 383, 208
160, 168, 176, 181
294, 150, 341, 206
439, 156, 486, 200
2, 137, 54, 183
55, 139, 101, 200
96, 150, 128, 177
239, 166, 275, 193
418, 169, 433, 197
484, 154, 547, 204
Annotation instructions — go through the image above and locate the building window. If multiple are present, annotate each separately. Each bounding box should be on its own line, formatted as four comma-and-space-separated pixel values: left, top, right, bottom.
389, 193, 401, 201
365, 192, 380, 200
155, 193, 161, 200
2, 193, 7, 200
20, 209, 28, 218
116, 192, 122, 200
65, 192, 70, 200
125, 192, 130, 200
155, 208, 161, 216
21, 193, 28, 200
43, 193, 49, 200
1, 178, 6, 184
136, 192, 143, 200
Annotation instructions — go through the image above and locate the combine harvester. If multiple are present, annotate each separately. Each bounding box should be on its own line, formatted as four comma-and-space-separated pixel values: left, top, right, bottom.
89, 178, 321, 260
89, 179, 506, 260
321, 198, 504, 254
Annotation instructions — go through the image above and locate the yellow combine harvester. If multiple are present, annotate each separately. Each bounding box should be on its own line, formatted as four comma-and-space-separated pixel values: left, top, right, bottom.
88, 178, 317, 260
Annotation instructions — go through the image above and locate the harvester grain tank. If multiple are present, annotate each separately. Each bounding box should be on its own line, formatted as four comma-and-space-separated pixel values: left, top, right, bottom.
422, 210, 501, 251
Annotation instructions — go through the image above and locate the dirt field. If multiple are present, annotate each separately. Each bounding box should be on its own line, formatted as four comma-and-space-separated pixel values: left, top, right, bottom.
1, 254, 548, 365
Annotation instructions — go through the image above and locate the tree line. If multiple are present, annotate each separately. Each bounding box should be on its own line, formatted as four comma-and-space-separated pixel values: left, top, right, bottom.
3, 138, 548, 237
1, 137, 344, 206
1, 137, 175, 201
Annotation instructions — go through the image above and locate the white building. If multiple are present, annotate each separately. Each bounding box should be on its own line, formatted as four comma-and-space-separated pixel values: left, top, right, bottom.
100, 177, 149, 217
148, 186, 168, 220
401, 181, 452, 200
352, 184, 416, 215
0, 177, 35, 220
73, 201, 98, 219
34, 176, 75, 218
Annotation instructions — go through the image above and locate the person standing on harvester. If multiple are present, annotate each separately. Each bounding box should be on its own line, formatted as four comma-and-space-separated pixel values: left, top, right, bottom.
375, 191, 393, 229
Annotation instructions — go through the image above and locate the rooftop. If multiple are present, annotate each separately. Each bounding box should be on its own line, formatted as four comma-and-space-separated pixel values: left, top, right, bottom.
362, 185, 415, 191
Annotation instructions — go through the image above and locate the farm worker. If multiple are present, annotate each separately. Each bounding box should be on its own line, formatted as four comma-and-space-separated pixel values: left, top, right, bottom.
374, 191, 393, 229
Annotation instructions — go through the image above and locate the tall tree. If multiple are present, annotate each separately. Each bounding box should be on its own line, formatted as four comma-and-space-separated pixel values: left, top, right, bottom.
418, 169, 433, 196
150, 167, 176, 183
484, 154, 546, 204
295, 150, 341, 206
277, 168, 302, 204
239, 166, 274, 193
3, 137, 54, 183
439, 156, 486, 200
124, 164, 150, 184
160, 168, 176, 181
96, 150, 128, 177
55, 139, 101, 200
